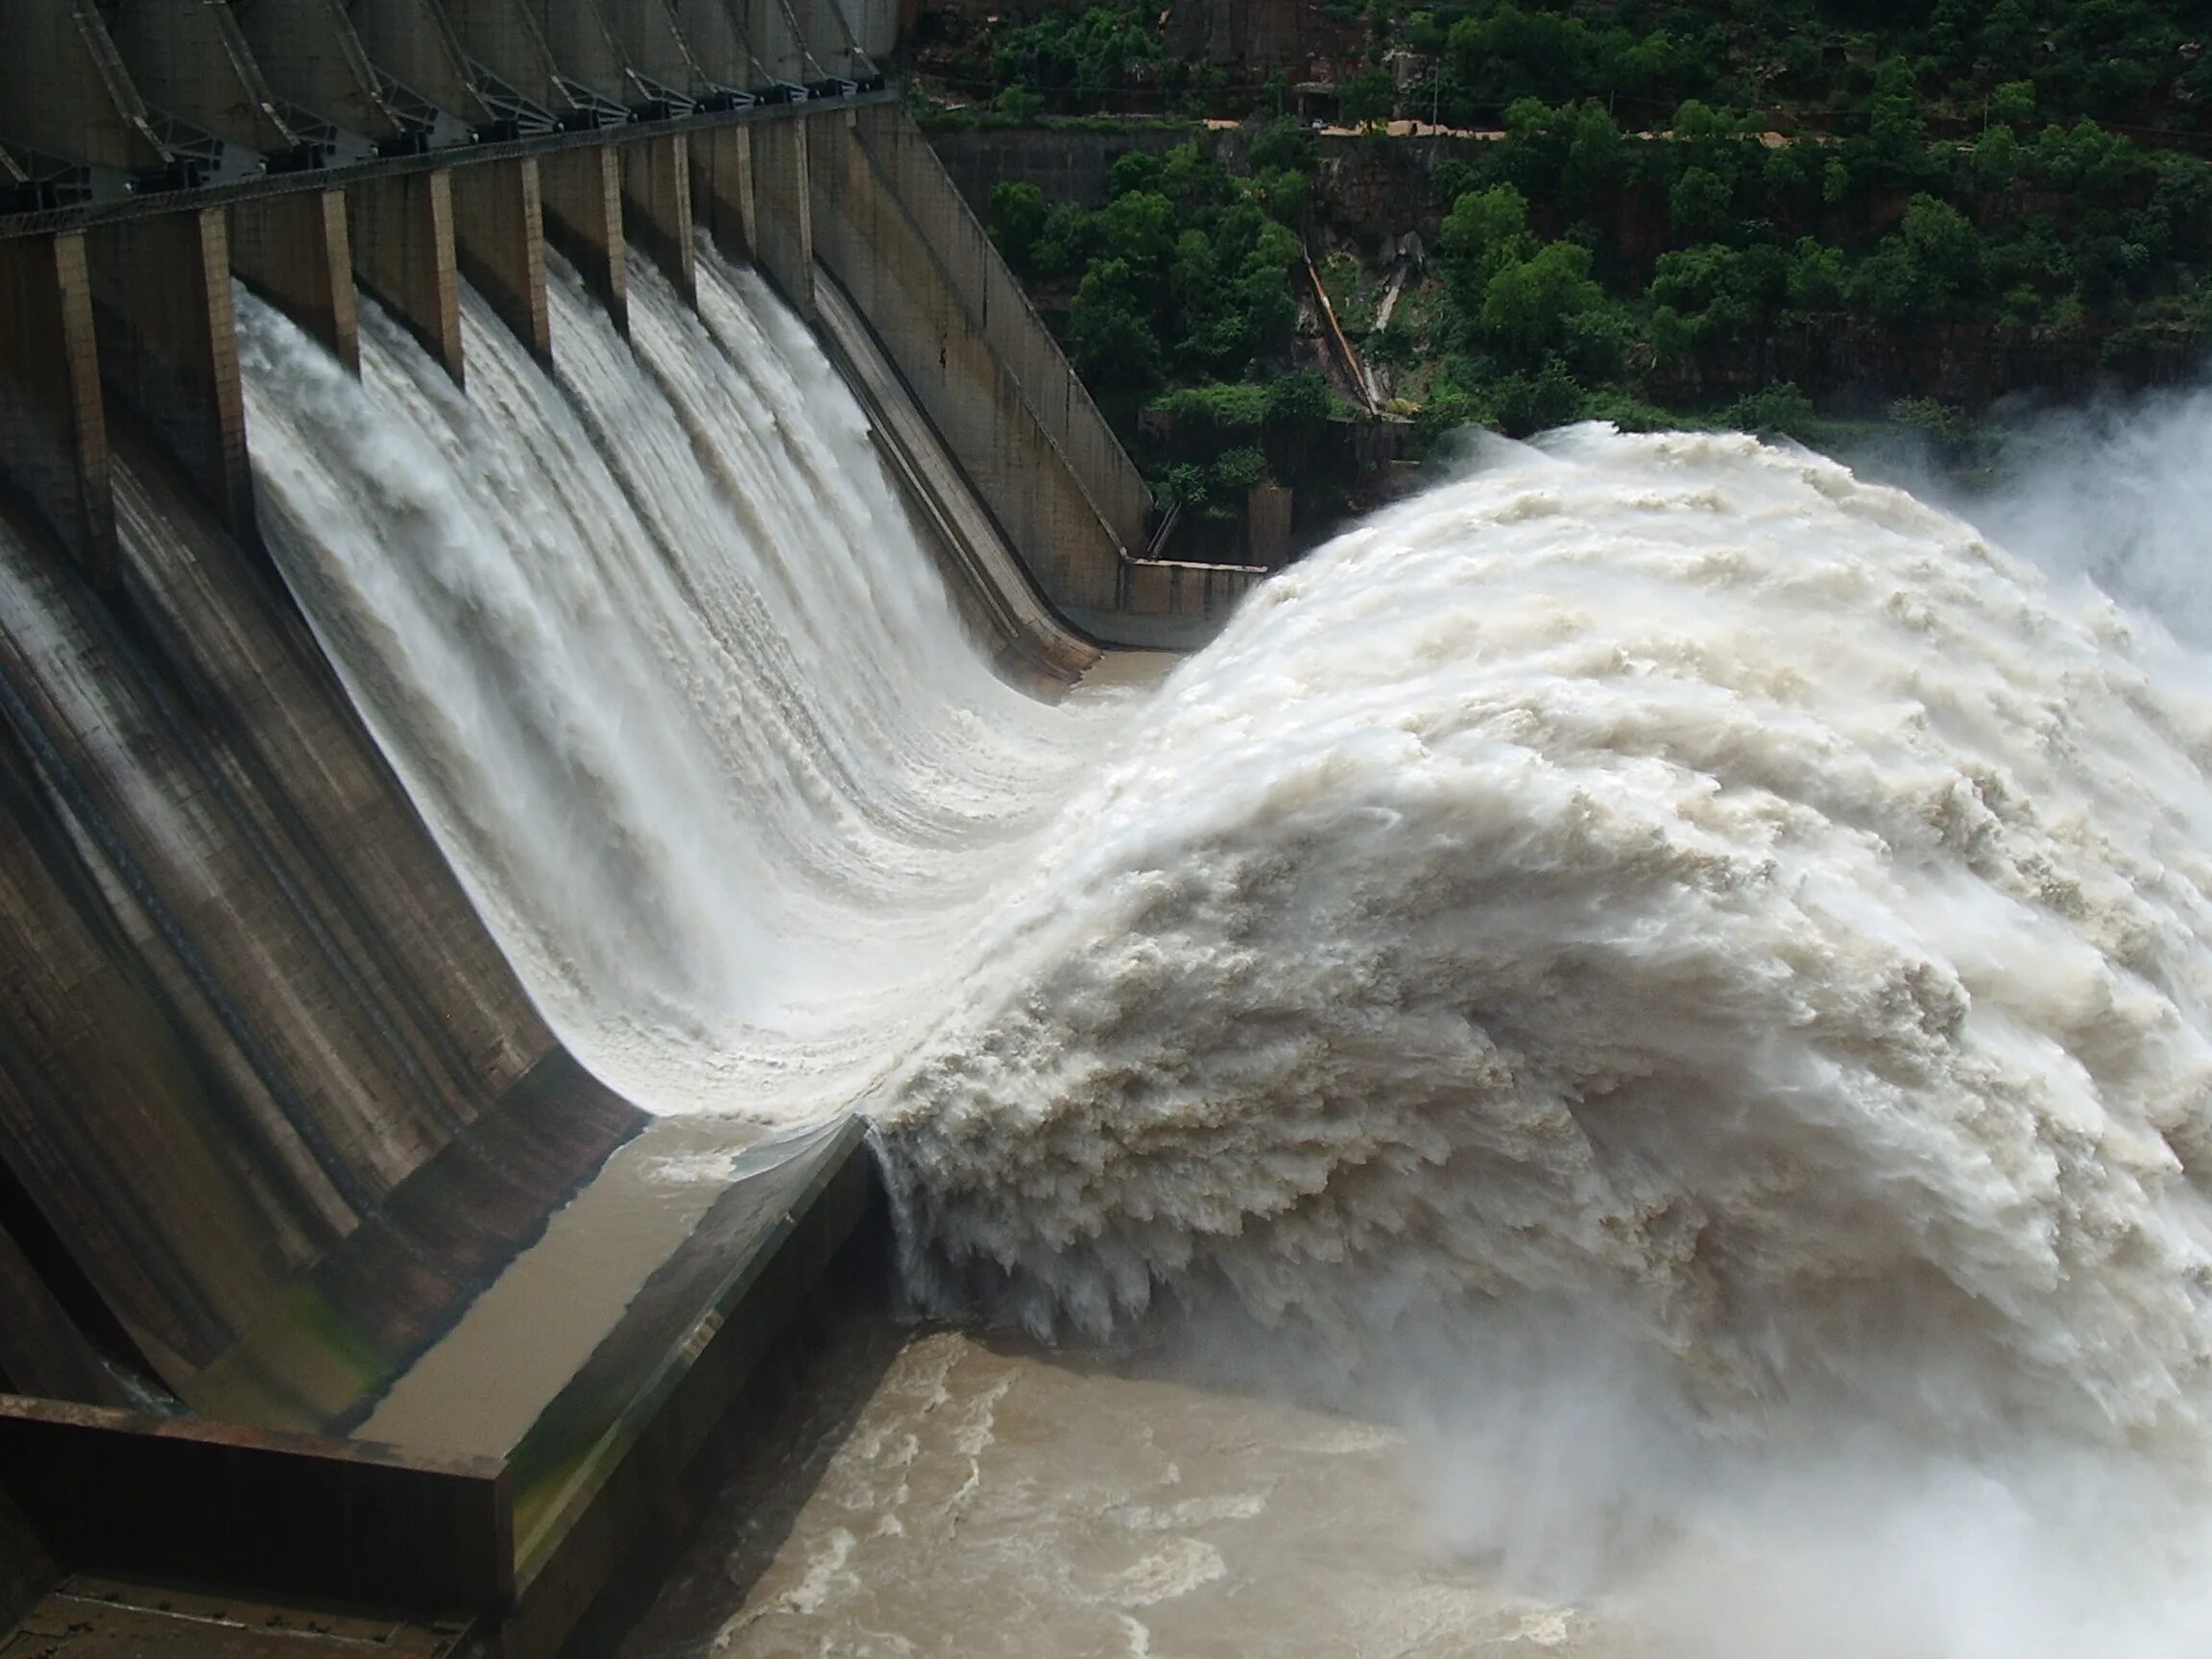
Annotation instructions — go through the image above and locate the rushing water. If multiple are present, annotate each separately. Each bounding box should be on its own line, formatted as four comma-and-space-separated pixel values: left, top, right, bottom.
241, 251, 1108, 1118
243, 245, 2212, 1651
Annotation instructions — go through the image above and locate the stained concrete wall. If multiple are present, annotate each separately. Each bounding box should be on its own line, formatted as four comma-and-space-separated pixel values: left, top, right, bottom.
0, 235, 113, 586
0, 1397, 512, 1612
0, 2, 168, 173
230, 0, 408, 140
443, 0, 567, 108
349, 169, 466, 384
106, 0, 297, 153
806, 105, 1146, 613
86, 210, 254, 541
0, 438, 638, 1408
525, 0, 638, 103
345, 0, 488, 119
231, 191, 361, 374
455, 156, 554, 361
672, 0, 769, 85
741, 0, 810, 82
543, 145, 629, 329
850, 104, 1151, 553
613, 0, 709, 90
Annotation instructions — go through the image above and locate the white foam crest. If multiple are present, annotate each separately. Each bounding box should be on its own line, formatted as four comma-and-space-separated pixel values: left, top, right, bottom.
879, 425, 2212, 1444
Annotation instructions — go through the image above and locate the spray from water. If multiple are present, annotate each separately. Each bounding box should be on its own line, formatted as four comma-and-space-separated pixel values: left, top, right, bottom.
239, 249, 2212, 1652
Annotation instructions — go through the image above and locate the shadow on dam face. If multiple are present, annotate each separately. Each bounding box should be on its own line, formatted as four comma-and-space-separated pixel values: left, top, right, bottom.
0, 414, 889, 1659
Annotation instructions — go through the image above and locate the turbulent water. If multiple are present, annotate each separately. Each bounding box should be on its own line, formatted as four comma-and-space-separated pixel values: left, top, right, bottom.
243, 242, 2212, 1646
240, 251, 1106, 1118
882, 425, 2212, 1447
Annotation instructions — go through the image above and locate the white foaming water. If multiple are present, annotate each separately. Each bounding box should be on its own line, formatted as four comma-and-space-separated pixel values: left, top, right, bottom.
879, 422, 2212, 1445
240, 249, 1109, 1115
240, 252, 2212, 1649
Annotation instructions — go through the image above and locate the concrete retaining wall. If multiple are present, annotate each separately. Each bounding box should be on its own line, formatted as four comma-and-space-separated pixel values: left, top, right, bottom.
851, 104, 1153, 554
808, 108, 1131, 612
0, 1395, 512, 1613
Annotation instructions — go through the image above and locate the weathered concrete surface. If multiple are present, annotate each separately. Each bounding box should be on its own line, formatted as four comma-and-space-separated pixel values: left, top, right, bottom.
0, 1486, 53, 1634
0, 1396, 512, 1613
454, 156, 553, 362
229, 0, 409, 141
502, 1119, 881, 1659
0, 2, 168, 174
852, 104, 1152, 554
106, 0, 298, 154
616, 0, 710, 90
621, 132, 696, 303
741, 0, 809, 82
689, 123, 756, 261
814, 269, 1097, 689
230, 191, 361, 375
86, 210, 253, 541
443, 0, 567, 111
5, 1577, 469, 1659
0, 444, 566, 1399
525, 0, 637, 103
808, 110, 1128, 610
345, 0, 488, 122
542, 145, 629, 333
749, 114, 813, 312
0, 1120, 882, 1659
0, 1216, 129, 1407
0, 233, 112, 585
348, 169, 465, 386
673, 0, 768, 86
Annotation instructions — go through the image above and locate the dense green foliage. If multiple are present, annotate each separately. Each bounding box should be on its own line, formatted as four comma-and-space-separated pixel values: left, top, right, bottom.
928, 0, 2212, 515
920, 0, 2212, 132
1385, 92, 2212, 442
986, 129, 1353, 515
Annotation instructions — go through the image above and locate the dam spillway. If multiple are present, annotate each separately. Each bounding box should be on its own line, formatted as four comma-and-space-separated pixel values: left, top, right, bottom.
0, 2, 1241, 1652
9, 6, 2212, 1658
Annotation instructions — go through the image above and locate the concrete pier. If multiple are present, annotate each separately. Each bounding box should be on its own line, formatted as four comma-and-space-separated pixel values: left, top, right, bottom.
348, 171, 466, 387
231, 193, 361, 375
749, 114, 815, 316
542, 146, 630, 335
86, 210, 253, 542
0, 234, 112, 585
692, 124, 757, 263
455, 157, 554, 363
623, 132, 698, 305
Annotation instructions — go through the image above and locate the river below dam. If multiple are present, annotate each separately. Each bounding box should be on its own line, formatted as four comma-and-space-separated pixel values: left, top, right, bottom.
234, 237, 2212, 1655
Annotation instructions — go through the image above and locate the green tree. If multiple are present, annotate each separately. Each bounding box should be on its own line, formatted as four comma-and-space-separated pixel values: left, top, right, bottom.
1670, 166, 1734, 241
1989, 79, 2035, 123
1107, 149, 1165, 199
1728, 381, 1816, 439
1339, 66, 1396, 129
988, 181, 1050, 272
1249, 117, 1317, 176
1482, 241, 1603, 357
1069, 258, 1164, 393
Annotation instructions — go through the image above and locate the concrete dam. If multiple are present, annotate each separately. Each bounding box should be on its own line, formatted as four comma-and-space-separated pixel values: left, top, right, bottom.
0, 4, 1254, 1655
